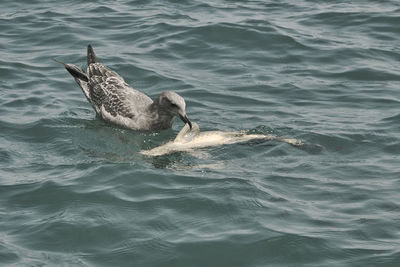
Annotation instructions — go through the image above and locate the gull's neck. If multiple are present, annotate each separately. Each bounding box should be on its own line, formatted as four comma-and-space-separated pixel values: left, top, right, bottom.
148, 102, 175, 130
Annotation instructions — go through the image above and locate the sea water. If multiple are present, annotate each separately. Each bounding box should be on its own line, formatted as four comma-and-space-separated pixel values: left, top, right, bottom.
1, 1, 399, 266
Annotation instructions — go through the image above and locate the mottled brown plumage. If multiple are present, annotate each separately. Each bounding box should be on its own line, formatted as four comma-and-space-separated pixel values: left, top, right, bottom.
56, 45, 191, 131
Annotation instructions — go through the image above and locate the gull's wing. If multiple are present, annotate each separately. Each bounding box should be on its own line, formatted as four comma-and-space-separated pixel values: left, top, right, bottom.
87, 62, 152, 118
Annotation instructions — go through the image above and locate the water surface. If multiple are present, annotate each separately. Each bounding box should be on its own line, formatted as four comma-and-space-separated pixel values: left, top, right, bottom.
1, 0, 400, 266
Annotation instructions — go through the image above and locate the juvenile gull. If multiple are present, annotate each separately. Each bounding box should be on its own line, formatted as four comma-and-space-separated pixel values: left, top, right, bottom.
54, 45, 191, 131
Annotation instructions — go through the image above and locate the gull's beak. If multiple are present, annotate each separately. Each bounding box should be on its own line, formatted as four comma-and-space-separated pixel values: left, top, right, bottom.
179, 114, 192, 129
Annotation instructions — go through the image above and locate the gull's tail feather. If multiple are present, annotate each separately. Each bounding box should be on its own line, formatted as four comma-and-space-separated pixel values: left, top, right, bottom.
53, 58, 88, 82
87, 44, 98, 66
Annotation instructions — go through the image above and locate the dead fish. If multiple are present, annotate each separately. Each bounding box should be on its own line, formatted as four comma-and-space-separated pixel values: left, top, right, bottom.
140, 122, 303, 157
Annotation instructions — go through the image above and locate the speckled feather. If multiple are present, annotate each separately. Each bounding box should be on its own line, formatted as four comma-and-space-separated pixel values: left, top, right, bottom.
58, 45, 191, 131
87, 63, 151, 119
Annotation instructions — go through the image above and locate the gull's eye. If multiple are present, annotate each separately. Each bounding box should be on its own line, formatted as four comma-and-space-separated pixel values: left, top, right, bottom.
171, 103, 178, 108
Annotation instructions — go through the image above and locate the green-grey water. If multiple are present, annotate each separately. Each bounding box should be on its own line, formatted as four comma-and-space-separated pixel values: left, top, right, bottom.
1, 1, 400, 266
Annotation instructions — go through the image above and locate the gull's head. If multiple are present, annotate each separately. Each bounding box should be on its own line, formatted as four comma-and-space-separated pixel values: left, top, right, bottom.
158, 91, 192, 129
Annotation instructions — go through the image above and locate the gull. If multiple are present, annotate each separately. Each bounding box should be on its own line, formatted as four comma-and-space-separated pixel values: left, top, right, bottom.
54, 45, 191, 131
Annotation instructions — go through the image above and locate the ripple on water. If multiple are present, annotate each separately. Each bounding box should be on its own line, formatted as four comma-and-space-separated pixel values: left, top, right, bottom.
1, 0, 400, 266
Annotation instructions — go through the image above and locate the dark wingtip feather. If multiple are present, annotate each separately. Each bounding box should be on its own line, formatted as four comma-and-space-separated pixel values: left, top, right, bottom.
87, 44, 98, 66
54, 58, 89, 82
52, 58, 66, 65
66, 65, 89, 82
